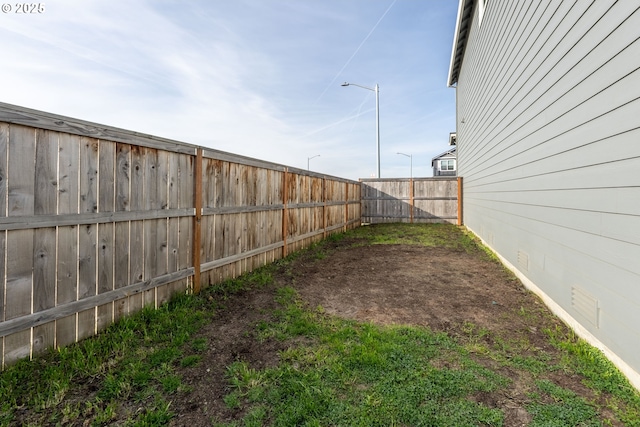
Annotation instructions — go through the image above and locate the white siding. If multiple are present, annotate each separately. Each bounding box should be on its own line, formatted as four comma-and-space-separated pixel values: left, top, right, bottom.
455, 0, 640, 383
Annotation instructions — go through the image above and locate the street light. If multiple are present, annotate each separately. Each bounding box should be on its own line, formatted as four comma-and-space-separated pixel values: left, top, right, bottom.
307, 154, 320, 170
397, 152, 412, 179
341, 82, 380, 178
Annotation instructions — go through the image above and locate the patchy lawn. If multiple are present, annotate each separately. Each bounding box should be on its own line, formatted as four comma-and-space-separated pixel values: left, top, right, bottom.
2, 224, 639, 426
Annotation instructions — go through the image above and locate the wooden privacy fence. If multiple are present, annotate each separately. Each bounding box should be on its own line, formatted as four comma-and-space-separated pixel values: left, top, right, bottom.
360, 177, 462, 224
0, 103, 361, 368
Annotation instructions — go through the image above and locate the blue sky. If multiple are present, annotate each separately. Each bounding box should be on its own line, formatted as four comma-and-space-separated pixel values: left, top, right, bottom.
0, 0, 458, 180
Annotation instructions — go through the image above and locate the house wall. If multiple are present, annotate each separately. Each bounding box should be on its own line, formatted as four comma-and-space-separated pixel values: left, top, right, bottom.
433, 155, 457, 177
454, 0, 640, 387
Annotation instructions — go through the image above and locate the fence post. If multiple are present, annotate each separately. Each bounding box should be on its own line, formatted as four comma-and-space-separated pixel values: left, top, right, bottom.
457, 176, 463, 226
192, 148, 203, 294
282, 168, 289, 258
409, 178, 414, 224
344, 181, 349, 232
322, 177, 327, 239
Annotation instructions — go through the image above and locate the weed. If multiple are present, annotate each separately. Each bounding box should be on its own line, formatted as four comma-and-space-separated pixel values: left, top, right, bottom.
191, 337, 208, 353
180, 354, 202, 368
160, 375, 182, 394
128, 398, 173, 426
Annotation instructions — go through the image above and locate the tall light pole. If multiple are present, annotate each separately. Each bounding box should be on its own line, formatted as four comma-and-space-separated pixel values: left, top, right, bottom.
397, 152, 412, 179
307, 154, 320, 170
341, 82, 380, 178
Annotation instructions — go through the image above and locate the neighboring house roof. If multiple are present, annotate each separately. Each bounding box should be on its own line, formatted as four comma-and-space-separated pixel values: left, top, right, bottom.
447, 0, 475, 87
431, 147, 457, 167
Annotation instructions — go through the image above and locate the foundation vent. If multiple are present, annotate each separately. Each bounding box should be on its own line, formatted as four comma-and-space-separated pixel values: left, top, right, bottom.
572, 286, 599, 328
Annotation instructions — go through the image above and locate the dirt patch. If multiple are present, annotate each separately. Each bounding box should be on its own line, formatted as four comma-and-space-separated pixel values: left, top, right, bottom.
294, 244, 527, 331
168, 239, 618, 426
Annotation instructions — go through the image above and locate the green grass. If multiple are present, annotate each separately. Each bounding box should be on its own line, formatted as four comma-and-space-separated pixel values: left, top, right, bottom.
2, 223, 640, 426
350, 222, 479, 251
0, 292, 212, 426
229, 286, 508, 426
526, 379, 602, 427
544, 326, 640, 426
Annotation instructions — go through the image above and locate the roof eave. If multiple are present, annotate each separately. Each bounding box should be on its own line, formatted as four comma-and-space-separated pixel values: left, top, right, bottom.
431, 147, 457, 163
447, 0, 475, 87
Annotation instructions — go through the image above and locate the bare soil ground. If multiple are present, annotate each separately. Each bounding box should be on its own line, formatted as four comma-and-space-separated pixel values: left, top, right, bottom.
168, 236, 621, 426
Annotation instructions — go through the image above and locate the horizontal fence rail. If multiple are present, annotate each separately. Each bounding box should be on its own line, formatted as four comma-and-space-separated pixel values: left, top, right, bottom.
360, 177, 461, 224
0, 103, 361, 368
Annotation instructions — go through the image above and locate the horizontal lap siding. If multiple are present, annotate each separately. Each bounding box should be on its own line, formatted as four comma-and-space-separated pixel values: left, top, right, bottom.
457, 0, 640, 379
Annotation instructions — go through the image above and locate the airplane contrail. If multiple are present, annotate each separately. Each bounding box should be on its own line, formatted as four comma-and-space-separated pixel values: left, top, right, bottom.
315, 0, 398, 104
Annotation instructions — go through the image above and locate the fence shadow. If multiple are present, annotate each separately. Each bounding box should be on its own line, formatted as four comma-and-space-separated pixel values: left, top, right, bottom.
360, 178, 459, 224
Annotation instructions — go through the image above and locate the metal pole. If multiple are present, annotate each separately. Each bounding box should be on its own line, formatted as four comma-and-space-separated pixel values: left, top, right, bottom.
307, 154, 320, 170
342, 82, 380, 178
375, 83, 380, 178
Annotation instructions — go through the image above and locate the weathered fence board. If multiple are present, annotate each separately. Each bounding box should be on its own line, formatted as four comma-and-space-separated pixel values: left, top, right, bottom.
32, 265, 56, 358
57, 226, 78, 347
0, 229, 3, 362
5, 125, 36, 364
360, 178, 459, 224
57, 134, 80, 346
0, 103, 361, 369
0, 123, 7, 218
0, 124, 5, 364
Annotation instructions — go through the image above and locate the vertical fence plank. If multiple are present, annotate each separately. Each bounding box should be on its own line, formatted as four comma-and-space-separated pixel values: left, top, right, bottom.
193, 149, 202, 294
114, 143, 131, 321
56, 133, 80, 347
5, 125, 36, 364
143, 148, 158, 306
0, 124, 6, 220
409, 178, 414, 224
0, 230, 3, 368
34, 130, 58, 215
229, 164, 240, 278
0, 123, 7, 366
155, 150, 170, 305
322, 178, 327, 238
282, 169, 288, 257
128, 146, 144, 312
166, 151, 180, 296
97, 141, 115, 330
77, 137, 99, 340
32, 227, 56, 353
344, 181, 349, 231
56, 223, 77, 348
77, 223, 97, 341
33, 129, 58, 352
97, 223, 114, 331
114, 221, 129, 321
202, 158, 215, 282
178, 153, 192, 294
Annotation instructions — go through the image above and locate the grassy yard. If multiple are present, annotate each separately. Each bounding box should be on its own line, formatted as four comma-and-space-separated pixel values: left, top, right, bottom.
1, 224, 639, 426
